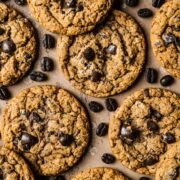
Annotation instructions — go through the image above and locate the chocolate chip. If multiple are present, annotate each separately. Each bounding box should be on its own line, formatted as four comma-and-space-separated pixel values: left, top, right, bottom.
76, 2, 84, 11
21, 132, 38, 149
151, 109, 162, 120
139, 177, 150, 180
66, 0, 76, 8
162, 34, 176, 46
96, 123, 108, 137
59, 132, 73, 146
138, 8, 153, 18
101, 153, 115, 164
144, 89, 150, 97
152, 0, 165, 8
160, 75, 174, 86
143, 156, 158, 166
125, 0, 139, 7
105, 98, 118, 112
15, 0, 27, 5
105, 44, 117, 55
41, 57, 54, 71
0, 28, 5, 35
147, 120, 159, 132
83, 47, 95, 61
88, 101, 104, 113
2, 39, 16, 54
29, 71, 47, 82
163, 132, 176, 144
43, 34, 56, 49
120, 125, 138, 141
29, 112, 41, 122
171, 166, 180, 180
0, 86, 11, 100
91, 71, 102, 82
146, 68, 158, 83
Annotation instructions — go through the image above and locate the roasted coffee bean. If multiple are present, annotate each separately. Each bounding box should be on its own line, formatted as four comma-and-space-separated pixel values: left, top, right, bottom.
0, 86, 11, 100
160, 75, 174, 86
152, 0, 165, 8
30, 71, 47, 82
29, 112, 41, 122
101, 153, 115, 164
41, 57, 54, 71
0, 28, 5, 35
105, 44, 117, 55
138, 8, 153, 18
146, 68, 158, 83
15, 0, 27, 5
43, 34, 56, 49
162, 34, 176, 45
139, 177, 150, 180
163, 132, 176, 144
143, 157, 158, 166
151, 109, 162, 120
66, 0, 76, 8
88, 101, 103, 113
96, 123, 108, 137
147, 120, 159, 132
2, 39, 16, 54
21, 132, 38, 148
105, 98, 118, 112
83, 47, 95, 61
59, 133, 73, 146
125, 0, 139, 7
91, 71, 102, 82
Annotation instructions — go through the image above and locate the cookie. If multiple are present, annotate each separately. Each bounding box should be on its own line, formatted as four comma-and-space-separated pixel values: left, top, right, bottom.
57, 10, 146, 97
0, 147, 34, 180
1, 85, 90, 176
155, 142, 180, 180
109, 88, 180, 175
0, 3, 37, 86
27, 0, 113, 35
71, 167, 128, 180
151, 0, 180, 78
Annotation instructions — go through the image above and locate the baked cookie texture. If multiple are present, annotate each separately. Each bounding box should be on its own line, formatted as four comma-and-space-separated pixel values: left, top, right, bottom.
151, 0, 180, 78
27, 0, 113, 35
156, 142, 180, 180
71, 167, 128, 180
57, 10, 146, 97
109, 88, 180, 176
0, 3, 37, 86
1, 85, 90, 176
0, 147, 34, 180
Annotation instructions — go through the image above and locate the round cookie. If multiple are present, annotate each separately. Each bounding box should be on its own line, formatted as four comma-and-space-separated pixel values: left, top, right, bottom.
71, 167, 128, 180
57, 10, 146, 97
0, 3, 37, 86
109, 88, 180, 175
0, 147, 34, 180
1, 85, 90, 176
27, 0, 113, 35
156, 142, 180, 180
151, 0, 180, 78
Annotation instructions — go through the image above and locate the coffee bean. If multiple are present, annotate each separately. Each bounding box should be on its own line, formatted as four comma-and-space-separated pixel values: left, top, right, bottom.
151, 109, 162, 120
0, 86, 11, 100
21, 132, 38, 148
59, 132, 73, 146
83, 47, 95, 61
152, 0, 165, 8
138, 8, 153, 18
91, 71, 102, 82
43, 34, 56, 49
15, 0, 27, 5
30, 71, 47, 82
29, 112, 41, 122
162, 34, 176, 46
0, 28, 5, 35
160, 75, 174, 86
88, 101, 103, 113
146, 68, 158, 83
105, 44, 117, 55
2, 39, 16, 54
101, 153, 115, 164
125, 0, 139, 7
41, 57, 54, 71
143, 156, 158, 166
66, 0, 76, 8
163, 132, 176, 144
147, 120, 159, 132
96, 123, 108, 137
139, 177, 150, 180
105, 98, 118, 112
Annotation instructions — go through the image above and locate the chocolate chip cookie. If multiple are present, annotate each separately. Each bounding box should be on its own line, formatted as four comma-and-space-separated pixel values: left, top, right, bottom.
0, 147, 34, 180
155, 142, 180, 180
0, 3, 37, 86
1, 85, 90, 176
109, 88, 180, 175
27, 0, 113, 35
57, 10, 146, 97
71, 167, 128, 180
151, 0, 180, 78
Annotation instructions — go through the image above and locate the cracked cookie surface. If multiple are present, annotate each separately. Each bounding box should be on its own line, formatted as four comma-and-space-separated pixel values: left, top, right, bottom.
57, 10, 146, 97
0, 3, 37, 86
151, 0, 180, 78
1, 85, 90, 176
27, 0, 113, 35
156, 142, 180, 180
71, 167, 128, 180
109, 88, 180, 175
0, 148, 34, 180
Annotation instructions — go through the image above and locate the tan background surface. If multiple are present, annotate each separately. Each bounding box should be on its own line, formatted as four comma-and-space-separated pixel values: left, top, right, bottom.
0, 0, 179, 179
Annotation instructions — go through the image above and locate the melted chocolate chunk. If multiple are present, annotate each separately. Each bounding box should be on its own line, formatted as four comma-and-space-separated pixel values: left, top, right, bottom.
59, 132, 74, 146
163, 132, 176, 144
2, 39, 16, 54
83, 47, 96, 61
